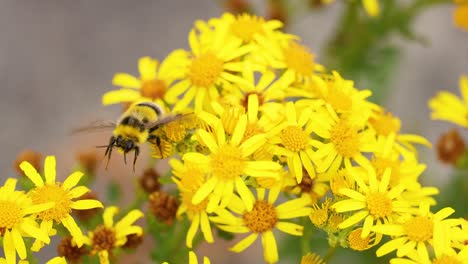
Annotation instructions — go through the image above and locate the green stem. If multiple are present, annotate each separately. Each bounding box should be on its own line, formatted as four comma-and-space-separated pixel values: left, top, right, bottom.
323, 244, 337, 263
300, 217, 313, 256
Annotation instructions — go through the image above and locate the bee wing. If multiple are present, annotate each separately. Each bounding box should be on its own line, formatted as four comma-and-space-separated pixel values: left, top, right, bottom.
146, 113, 196, 132
71, 120, 117, 134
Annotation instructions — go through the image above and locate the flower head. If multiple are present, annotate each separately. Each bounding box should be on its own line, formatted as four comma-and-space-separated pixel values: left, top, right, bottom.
0, 178, 53, 264
20, 155, 103, 247
86, 206, 144, 264
212, 187, 311, 263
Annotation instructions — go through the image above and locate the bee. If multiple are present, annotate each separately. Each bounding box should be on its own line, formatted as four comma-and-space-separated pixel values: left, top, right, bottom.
74, 101, 195, 170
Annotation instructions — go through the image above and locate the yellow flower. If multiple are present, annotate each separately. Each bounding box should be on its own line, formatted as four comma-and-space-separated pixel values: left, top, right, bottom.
429, 75, 468, 128
390, 247, 468, 264
20, 155, 103, 247
164, 21, 252, 112
183, 111, 281, 212
0, 178, 53, 264
102, 53, 186, 105
296, 72, 377, 127
259, 39, 324, 83
269, 102, 317, 183
221, 64, 291, 120
454, 0, 468, 30
311, 106, 376, 175
87, 206, 144, 264
212, 187, 311, 263
372, 204, 460, 259
170, 159, 214, 248
362, 0, 380, 17
331, 166, 413, 237
347, 227, 382, 251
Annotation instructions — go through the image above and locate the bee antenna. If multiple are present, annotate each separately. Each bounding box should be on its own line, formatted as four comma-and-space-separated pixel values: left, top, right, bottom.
95, 145, 111, 148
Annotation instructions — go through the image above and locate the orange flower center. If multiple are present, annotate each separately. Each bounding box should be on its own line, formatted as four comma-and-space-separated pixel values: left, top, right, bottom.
366, 192, 392, 219
330, 121, 360, 158
281, 126, 308, 152
188, 53, 224, 87
348, 228, 372, 251
211, 145, 246, 180
30, 184, 72, 222
404, 216, 433, 242
243, 200, 277, 233
141, 79, 166, 100
0, 200, 22, 235
91, 225, 116, 252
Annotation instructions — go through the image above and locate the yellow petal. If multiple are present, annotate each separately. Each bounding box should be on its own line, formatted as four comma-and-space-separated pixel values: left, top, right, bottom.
3, 231, 16, 264
200, 212, 214, 243
192, 177, 218, 205
138, 56, 158, 80
62, 171, 84, 190
261, 231, 279, 263
71, 199, 103, 210
44, 156, 56, 184
230, 233, 258, 253
19, 161, 44, 187
102, 89, 141, 105
231, 115, 247, 147
61, 215, 84, 247
103, 206, 118, 227
338, 211, 369, 229
11, 229, 26, 260
276, 222, 303, 236
112, 73, 141, 88
186, 214, 200, 248
376, 237, 408, 257
362, 0, 379, 17
115, 209, 144, 230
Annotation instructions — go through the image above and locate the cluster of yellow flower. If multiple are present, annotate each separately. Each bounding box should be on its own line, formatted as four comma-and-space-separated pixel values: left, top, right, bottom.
99, 13, 468, 263
0, 156, 143, 264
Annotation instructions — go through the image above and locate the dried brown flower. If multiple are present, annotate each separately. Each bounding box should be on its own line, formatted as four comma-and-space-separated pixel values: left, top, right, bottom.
13, 150, 42, 175
148, 191, 178, 225
437, 129, 465, 165
138, 168, 161, 194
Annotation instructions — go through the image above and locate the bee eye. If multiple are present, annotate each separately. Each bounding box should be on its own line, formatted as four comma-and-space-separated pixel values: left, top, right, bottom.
116, 136, 123, 144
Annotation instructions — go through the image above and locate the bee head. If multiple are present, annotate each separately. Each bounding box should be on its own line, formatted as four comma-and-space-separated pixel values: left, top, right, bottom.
102, 135, 140, 171
115, 135, 135, 153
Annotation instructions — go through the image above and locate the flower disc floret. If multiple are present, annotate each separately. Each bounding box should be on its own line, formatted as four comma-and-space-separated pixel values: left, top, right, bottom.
211, 145, 246, 180
366, 192, 393, 219
281, 126, 309, 152
188, 53, 224, 87
0, 201, 22, 234
243, 200, 278, 233
330, 121, 360, 158
403, 216, 433, 242
30, 184, 72, 222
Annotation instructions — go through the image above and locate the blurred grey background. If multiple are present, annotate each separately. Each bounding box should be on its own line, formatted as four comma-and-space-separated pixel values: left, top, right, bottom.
0, 0, 467, 263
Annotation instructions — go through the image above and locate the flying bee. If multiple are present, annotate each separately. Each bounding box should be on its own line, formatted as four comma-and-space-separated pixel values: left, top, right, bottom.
73, 101, 196, 170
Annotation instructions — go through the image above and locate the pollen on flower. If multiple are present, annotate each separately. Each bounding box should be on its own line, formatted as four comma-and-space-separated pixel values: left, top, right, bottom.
283, 42, 316, 76
327, 213, 343, 233
230, 14, 265, 42
403, 216, 433, 242
243, 200, 278, 233
30, 184, 72, 222
281, 126, 309, 152
91, 225, 116, 252
330, 121, 360, 158
0, 200, 22, 235
348, 228, 372, 251
151, 138, 173, 159
141, 79, 166, 100
432, 255, 463, 264
188, 52, 223, 87
369, 111, 401, 136
366, 192, 392, 219
211, 145, 246, 180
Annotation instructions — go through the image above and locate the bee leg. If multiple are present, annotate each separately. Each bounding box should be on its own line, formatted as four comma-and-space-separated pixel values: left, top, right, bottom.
133, 146, 139, 172
124, 152, 127, 165
156, 136, 164, 158
105, 136, 115, 170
